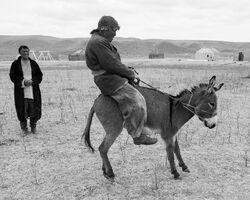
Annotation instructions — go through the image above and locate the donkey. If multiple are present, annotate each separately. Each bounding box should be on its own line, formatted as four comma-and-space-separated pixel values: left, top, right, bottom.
82, 76, 224, 180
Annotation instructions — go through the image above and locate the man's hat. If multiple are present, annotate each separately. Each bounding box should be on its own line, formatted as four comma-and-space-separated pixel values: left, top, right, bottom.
97, 16, 120, 31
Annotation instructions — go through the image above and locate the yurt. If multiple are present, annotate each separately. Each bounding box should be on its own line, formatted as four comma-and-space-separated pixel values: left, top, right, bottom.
195, 48, 219, 61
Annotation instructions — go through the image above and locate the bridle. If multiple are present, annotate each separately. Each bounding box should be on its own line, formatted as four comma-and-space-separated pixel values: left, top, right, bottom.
138, 79, 215, 121
181, 92, 217, 121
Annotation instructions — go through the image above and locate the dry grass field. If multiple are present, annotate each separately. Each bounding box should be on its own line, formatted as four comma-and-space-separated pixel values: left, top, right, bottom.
0, 59, 249, 200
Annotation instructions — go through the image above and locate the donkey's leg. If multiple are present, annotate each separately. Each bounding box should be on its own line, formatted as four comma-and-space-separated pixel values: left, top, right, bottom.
95, 95, 123, 180
97, 110, 123, 180
99, 130, 121, 179
165, 137, 180, 179
174, 138, 190, 173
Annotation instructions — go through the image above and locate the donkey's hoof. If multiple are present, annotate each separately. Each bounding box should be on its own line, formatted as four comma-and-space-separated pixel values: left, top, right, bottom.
103, 171, 115, 180
174, 173, 180, 179
171, 170, 180, 179
181, 165, 190, 173
183, 168, 190, 173
104, 174, 115, 182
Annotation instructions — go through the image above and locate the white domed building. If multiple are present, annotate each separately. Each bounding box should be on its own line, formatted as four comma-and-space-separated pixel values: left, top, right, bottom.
195, 48, 220, 61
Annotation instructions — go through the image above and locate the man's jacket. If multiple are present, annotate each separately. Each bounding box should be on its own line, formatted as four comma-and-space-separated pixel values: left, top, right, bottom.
85, 32, 135, 95
9, 56, 43, 122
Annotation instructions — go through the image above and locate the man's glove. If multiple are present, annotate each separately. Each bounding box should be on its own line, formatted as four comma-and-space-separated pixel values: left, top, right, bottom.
133, 77, 140, 85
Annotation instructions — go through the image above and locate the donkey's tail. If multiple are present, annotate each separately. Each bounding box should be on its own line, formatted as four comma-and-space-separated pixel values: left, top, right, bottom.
81, 106, 95, 152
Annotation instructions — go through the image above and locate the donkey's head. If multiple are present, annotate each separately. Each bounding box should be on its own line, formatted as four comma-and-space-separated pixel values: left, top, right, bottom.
194, 76, 224, 129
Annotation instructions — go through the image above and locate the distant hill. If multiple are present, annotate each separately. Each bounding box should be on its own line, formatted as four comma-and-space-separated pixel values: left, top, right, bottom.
0, 35, 250, 61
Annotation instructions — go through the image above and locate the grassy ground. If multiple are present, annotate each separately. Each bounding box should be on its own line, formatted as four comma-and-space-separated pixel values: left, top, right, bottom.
0, 60, 249, 200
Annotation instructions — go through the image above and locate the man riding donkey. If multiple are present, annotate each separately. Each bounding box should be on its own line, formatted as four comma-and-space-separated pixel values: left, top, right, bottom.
85, 16, 157, 145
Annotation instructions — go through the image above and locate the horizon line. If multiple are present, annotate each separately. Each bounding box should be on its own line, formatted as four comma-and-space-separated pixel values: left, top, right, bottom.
0, 34, 249, 43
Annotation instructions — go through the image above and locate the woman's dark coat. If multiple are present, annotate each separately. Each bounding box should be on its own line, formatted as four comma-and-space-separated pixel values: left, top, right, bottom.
9, 56, 43, 122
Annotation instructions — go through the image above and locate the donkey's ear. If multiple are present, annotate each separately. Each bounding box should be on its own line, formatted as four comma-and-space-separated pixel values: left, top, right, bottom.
214, 83, 224, 91
208, 76, 216, 89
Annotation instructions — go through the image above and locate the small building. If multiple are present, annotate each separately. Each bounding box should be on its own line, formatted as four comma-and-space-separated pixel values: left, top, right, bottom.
68, 49, 85, 61
149, 52, 164, 59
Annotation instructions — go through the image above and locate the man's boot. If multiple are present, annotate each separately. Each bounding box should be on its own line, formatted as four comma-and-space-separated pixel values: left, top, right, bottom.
20, 121, 28, 135
133, 134, 158, 145
30, 121, 37, 134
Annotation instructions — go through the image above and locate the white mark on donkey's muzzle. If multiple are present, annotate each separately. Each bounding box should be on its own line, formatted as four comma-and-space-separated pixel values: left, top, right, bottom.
204, 115, 218, 129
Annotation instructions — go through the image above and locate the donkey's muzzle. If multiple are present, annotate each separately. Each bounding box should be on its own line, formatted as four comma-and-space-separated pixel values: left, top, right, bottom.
204, 121, 216, 129
203, 116, 218, 129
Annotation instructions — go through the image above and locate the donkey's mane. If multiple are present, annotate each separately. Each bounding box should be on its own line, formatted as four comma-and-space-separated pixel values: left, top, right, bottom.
175, 83, 208, 98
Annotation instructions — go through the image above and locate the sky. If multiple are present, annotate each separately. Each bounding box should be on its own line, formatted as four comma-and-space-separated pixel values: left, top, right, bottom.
1, 0, 250, 42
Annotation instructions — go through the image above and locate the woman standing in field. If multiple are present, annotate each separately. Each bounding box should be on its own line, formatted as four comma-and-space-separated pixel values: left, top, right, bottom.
9, 45, 43, 134
85, 16, 157, 145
